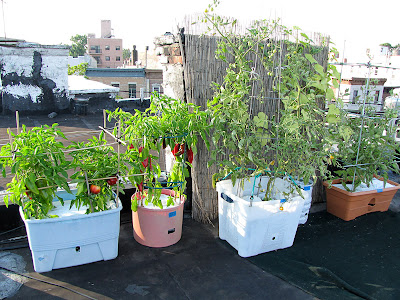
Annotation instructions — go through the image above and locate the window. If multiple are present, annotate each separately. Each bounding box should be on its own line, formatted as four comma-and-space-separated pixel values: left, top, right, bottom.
105, 45, 110, 50
116, 46, 121, 51
374, 91, 379, 103
105, 56, 110, 61
152, 84, 161, 94
129, 84, 137, 98
94, 57, 101, 64
90, 45, 101, 53
111, 83, 120, 88
352, 90, 358, 104
116, 56, 121, 61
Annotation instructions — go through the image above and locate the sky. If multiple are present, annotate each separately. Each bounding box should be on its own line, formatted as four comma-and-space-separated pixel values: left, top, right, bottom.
1, 0, 399, 62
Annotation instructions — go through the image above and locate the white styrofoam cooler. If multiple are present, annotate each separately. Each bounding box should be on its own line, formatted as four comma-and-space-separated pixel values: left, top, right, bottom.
216, 176, 305, 257
20, 190, 122, 273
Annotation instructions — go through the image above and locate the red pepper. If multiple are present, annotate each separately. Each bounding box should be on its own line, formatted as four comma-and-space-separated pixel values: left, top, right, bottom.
187, 148, 194, 164
138, 146, 143, 153
142, 157, 152, 169
137, 182, 143, 192
172, 143, 180, 156
129, 144, 134, 150
172, 143, 185, 157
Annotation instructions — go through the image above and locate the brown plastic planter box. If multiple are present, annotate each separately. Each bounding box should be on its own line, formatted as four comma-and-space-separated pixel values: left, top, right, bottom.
323, 176, 400, 221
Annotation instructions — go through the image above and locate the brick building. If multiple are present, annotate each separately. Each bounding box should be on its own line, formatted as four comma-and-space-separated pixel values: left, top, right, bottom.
87, 20, 123, 68
85, 68, 163, 99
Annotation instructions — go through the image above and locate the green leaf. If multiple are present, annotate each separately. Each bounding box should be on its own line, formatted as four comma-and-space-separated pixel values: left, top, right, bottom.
131, 197, 138, 212
326, 104, 341, 124
76, 182, 85, 195
25, 174, 39, 195
305, 53, 317, 64
326, 88, 335, 101
314, 64, 324, 75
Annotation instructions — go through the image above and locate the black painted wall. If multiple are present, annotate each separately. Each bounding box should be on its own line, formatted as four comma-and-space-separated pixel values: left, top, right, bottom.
0, 50, 69, 114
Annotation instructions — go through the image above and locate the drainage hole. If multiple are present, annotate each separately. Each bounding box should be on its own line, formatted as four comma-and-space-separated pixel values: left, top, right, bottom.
75, 246, 81, 252
272, 237, 276, 240
168, 228, 176, 234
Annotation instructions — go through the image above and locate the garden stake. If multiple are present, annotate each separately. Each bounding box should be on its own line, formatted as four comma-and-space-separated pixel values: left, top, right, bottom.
15, 111, 20, 134
115, 120, 121, 207
84, 171, 94, 213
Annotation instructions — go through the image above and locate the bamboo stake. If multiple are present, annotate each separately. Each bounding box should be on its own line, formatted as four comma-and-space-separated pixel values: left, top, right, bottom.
84, 171, 94, 213
15, 111, 20, 134
115, 120, 121, 207
99, 126, 127, 146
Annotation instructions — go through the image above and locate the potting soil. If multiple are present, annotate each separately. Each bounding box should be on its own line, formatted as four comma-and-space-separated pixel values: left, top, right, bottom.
246, 210, 400, 300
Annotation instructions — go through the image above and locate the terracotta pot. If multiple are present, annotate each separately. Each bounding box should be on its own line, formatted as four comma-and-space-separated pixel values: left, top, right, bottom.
131, 189, 185, 247
323, 176, 400, 221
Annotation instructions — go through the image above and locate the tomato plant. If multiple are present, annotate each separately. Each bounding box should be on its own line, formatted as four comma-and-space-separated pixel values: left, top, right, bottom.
69, 134, 132, 213
202, 3, 341, 198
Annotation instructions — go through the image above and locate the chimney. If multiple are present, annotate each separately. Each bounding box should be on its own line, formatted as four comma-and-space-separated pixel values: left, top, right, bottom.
132, 45, 138, 65
101, 20, 112, 38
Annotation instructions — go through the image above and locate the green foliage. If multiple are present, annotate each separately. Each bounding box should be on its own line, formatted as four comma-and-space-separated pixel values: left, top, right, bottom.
0, 125, 71, 219
68, 62, 88, 76
69, 34, 87, 57
69, 135, 131, 213
107, 94, 210, 209
123, 49, 131, 61
203, 7, 340, 197
327, 108, 400, 192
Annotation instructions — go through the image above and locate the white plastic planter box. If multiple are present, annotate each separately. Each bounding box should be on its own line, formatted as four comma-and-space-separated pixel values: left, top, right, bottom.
294, 180, 313, 224
20, 190, 122, 273
216, 176, 305, 257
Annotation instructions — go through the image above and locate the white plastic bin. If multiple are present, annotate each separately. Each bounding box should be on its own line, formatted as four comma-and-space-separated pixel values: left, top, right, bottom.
20, 190, 122, 273
216, 176, 305, 257
294, 180, 313, 224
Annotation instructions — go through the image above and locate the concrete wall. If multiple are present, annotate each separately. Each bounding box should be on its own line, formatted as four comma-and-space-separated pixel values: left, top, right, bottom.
0, 43, 70, 114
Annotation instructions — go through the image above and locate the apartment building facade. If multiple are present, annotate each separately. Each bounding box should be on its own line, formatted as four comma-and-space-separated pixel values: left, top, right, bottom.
85, 68, 163, 99
87, 20, 123, 68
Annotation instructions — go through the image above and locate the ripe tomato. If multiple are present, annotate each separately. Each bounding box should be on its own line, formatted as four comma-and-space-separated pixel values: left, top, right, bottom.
90, 184, 101, 194
107, 177, 118, 186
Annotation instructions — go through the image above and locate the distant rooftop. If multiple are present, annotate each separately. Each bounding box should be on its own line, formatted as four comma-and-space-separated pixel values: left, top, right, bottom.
86, 68, 145, 77
0, 38, 69, 49
68, 75, 119, 94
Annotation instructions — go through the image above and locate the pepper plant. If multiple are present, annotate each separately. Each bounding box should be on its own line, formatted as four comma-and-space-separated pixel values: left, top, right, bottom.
107, 93, 210, 210
0, 124, 71, 219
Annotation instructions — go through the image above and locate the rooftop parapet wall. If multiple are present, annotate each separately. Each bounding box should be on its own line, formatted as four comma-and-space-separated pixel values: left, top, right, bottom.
0, 43, 70, 114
